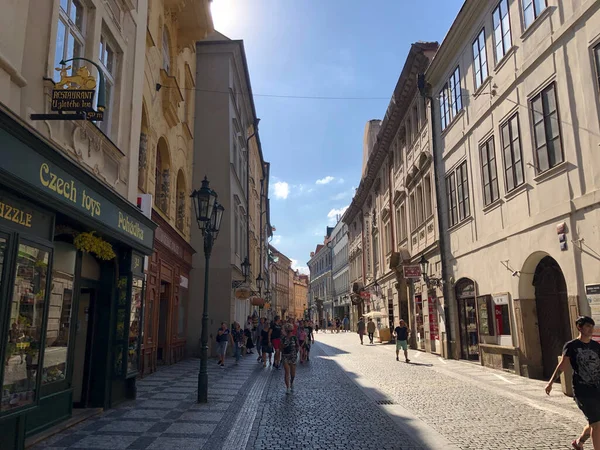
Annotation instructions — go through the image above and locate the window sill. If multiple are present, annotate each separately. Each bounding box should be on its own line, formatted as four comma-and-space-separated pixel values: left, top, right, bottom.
482, 198, 503, 214
504, 182, 529, 201
521, 7, 552, 41
440, 109, 465, 138
448, 215, 473, 233
494, 46, 517, 73
473, 76, 492, 99
533, 160, 568, 184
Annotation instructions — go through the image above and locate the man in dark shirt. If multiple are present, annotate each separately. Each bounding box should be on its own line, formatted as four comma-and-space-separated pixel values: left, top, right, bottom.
394, 319, 410, 363
546, 316, 599, 450
269, 316, 283, 369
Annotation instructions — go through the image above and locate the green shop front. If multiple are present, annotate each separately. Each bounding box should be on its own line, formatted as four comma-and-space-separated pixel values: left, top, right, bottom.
0, 109, 156, 449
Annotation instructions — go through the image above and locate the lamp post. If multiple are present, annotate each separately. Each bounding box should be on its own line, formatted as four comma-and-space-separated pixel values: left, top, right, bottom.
241, 257, 251, 282
191, 177, 224, 404
419, 253, 443, 288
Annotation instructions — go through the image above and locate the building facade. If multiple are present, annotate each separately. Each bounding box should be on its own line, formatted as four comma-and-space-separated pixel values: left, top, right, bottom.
188, 34, 270, 356
293, 272, 309, 320
0, 1, 155, 448
344, 43, 442, 350
331, 219, 350, 323
137, 0, 213, 375
269, 245, 291, 318
426, 0, 600, 377
307, 228, 333, 328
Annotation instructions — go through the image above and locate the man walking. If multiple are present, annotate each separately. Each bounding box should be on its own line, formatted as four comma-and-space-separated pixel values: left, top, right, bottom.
367, 318, 376, 344
269, 316, 283, 369
394, 319, 410, 363
343, 315, 349, 332
357, 317, 366, 345
545, 316, 600, 450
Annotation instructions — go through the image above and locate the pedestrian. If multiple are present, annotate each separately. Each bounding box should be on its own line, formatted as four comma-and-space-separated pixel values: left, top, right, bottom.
269, 315, 283, 369
315, 322, 319, 333
545, 316, 600, 450
231, 322, 244, 364
328, 319, 332, 333
394, 319, 411, 363
297, 322, 307, 363
357, 317, 366, 345
343, 315, 349, 332
260, 320, 273, 367
281, 323, 299, 394
304, 320, 314, 362
367, 318, 376, 344
216, 322, 230, 367
256, 317, 265, 363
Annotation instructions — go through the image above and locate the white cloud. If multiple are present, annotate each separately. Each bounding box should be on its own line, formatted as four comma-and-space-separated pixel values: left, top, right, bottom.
273, 181, 289, 199
316, 176, 335, 185
291, 259, 310, 276
271, 235, 282, 246
327, 206, 349, 224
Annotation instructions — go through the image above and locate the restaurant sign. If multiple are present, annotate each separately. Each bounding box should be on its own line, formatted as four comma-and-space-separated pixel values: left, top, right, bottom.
0, 128, 154, 252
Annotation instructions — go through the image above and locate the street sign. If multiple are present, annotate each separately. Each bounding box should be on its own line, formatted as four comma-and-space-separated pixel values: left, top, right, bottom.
403, 265, 422, 279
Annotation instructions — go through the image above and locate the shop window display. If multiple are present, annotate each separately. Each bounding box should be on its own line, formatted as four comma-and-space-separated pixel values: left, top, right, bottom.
127, 277, 143, 374
2, 243, 50, 412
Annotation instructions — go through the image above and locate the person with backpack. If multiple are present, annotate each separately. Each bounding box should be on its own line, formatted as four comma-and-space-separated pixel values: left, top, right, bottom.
269, 316, 283, 369
281, 323, 300, 394
297, 322, 308, 363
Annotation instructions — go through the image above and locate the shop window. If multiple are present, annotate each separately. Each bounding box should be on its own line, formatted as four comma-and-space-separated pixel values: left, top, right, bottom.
477, 295, 495, 336
54, 0, 85, 79
146, 288, 155, 341
496, 303, 512, 335
178, 288, 188, 338
114, 276, 128, 377
2, 243, 51, 412
128, 277, 143, 374
42, 242, 76, 385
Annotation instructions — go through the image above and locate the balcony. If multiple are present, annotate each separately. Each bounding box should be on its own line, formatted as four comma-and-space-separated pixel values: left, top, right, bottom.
160, 69, 184, 128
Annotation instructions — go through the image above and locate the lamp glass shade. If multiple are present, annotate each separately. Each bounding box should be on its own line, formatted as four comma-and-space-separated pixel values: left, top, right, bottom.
419, 254, 429, 277
256, 274, 263, 290
191, 177, 216, 231
211, 201, 225, 236
241, 257, 250, 278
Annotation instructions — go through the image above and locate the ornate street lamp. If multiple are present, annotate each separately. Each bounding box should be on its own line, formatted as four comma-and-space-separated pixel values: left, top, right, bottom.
256, 274, 264, 294
191, 177, 224, 404
241, 257, 251, 282
419, 253, 443, 288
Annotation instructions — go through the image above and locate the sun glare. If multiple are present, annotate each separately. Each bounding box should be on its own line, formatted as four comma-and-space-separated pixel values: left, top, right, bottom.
210, 0, 238, 34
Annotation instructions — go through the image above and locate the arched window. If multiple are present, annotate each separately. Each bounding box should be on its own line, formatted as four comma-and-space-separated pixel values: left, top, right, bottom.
162, 28, 171, 74
176, 170, 186, 231
155, 138, 170, 214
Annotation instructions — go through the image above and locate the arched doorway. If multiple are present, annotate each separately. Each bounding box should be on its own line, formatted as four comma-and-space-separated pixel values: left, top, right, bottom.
533, 256, 570, 379
455, 278, 479, 360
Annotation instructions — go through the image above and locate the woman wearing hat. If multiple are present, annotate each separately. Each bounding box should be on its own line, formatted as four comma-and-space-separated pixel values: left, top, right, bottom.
281, 323, 300, 394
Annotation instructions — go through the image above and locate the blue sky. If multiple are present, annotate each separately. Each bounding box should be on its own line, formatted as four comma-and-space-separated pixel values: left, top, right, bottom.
211, 0, 465, 274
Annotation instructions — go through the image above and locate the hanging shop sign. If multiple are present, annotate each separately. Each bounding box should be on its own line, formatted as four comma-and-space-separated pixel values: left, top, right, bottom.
31, 62, 105, 121
403, 265, 422, 279
586, 284, 600, 342
0, 128, 154, 252
235, 285, 252, 300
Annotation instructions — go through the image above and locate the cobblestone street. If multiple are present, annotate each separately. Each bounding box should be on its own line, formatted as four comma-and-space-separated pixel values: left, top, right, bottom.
34, 333, 587, 450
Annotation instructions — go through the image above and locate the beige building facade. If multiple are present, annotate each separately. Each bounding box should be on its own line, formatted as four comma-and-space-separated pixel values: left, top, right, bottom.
344, 43, 443, 352
137, 0, 213, 374
426, 0, 600, 378
293, 272, 309, 319
188, 34, 271, 356
269, 245, 291, 318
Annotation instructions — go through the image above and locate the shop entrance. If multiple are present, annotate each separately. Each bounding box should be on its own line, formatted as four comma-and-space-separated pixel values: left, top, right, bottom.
534, 256, 570, 379
157, 281, 170, 364
72, 286, 96, 408
456, 279, 479, 360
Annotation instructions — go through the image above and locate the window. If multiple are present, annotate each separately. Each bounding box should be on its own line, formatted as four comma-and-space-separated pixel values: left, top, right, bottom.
98, 33, 117, 136
424, 176, 433, 218
421, 96, 427, 127
412, 104, 419, 135
501, 114, 524, 192
162, 28, 171, 73
406, 116, 412, 145
480, 138, 499, 205
531, 84, 562, 172
416, 185, 424, 226
473, 29, 488, 89
457, 161, 470, 221
523, 0, 547, 29
594, 44, 600, 91
446, 173, 458, 226
54, 0, 85, 78
383, 220, 392, 255
234, 209, 240, 255
493, 0, 512, 61
439, 66, 463, 131
409, 193, 417, 230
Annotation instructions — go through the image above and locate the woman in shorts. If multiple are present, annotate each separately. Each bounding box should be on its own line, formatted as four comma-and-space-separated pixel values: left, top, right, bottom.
281, 323, 299, 394
260, 320, 273, 367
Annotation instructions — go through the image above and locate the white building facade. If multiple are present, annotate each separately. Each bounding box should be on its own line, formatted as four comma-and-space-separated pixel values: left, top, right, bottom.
427, 0, 600, 378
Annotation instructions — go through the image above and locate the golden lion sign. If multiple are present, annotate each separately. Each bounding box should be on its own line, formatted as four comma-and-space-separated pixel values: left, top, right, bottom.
50, 65, 104, 120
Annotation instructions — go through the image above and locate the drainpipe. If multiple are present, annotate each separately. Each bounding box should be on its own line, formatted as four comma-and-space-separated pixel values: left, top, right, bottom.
420, 75, 453, 360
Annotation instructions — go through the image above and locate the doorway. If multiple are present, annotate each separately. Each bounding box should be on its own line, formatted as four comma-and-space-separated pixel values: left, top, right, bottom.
456, 279, 479, 360
157, 281, 170, 364
534, 256, 570, 379
72, 287, 96, 408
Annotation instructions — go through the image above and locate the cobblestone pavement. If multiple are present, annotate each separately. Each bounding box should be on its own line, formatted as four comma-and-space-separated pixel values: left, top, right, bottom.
314, 332, 588, 450
34, 333, 588, 450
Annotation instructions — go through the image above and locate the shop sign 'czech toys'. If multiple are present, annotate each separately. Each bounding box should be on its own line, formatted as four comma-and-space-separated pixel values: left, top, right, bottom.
31, 57, 106, 121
